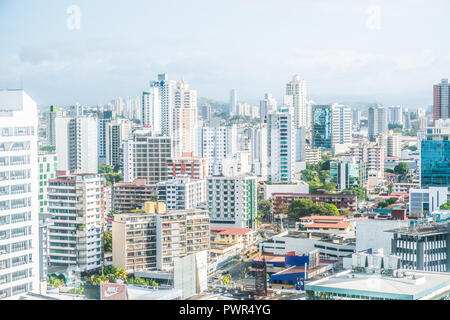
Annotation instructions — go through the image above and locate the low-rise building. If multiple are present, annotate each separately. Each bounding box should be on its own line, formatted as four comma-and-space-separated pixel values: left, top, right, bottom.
387, 222, 450, 272
299, 216, 354, 234
272, 190, 358, 214
305, 268, 450, 300
209, 227, 256, 259
260, 230, 355, 260
393, 182, 419, 194
263, 182, 309, 200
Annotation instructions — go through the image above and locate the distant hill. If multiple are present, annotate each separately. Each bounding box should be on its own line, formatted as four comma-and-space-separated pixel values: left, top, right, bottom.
198, 97, 230, 113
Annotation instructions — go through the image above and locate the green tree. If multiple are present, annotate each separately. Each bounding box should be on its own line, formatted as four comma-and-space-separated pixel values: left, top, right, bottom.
322, 181, 337, 192
221, 274, 232, 285
301, 169, 319, 182
257, 199, 272, 223
307, 180, 324, 194
98, 164, 113, 174
104, 265, 118, 276
104, 231, 112, 252
440, 201, 450, 210
387, 184, 393, 195
341, 186, 367, 201
394, 162, 409, 176
288, 199, 314, 219
49, 276, 64, 288
114, 268, 128, 281
384, 168, 394, 173
287, 199, 339, 220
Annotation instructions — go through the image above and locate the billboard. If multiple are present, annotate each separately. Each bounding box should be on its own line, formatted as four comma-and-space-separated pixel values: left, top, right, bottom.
100, 283, 128, 300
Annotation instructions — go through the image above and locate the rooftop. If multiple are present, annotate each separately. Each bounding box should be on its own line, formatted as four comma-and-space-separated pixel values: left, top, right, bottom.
386, 222, 449, 236
305, 222, 351, 229
305, 269, 450, 300
300, 216, 346, 221
210, 227, 253, 236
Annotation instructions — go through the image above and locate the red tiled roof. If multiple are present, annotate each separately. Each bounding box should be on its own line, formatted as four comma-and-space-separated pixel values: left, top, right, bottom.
300, 215, 345, 221
305, 222, 350, 229
210, 227, 253, 236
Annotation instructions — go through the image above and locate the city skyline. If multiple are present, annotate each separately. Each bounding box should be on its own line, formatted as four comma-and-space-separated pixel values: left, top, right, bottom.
1, 0, 450, 107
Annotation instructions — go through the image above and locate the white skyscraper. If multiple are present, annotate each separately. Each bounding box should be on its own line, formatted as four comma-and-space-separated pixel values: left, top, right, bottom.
267, 107, 296, 183
331, 104, 352, 145
286, 75, 307, 128
150, 74, 177, 136
195, 125, 238, 176
249, 124, 268, 178
142, 87, 161, 134
230, 89, 237, 115
55, 116, 98, 173
259, 93, 277, 123
173, 80, 198, 156
0, 90, 40, 299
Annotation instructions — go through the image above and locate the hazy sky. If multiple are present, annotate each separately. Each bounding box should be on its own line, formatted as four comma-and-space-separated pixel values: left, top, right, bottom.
1, 0, 450, 108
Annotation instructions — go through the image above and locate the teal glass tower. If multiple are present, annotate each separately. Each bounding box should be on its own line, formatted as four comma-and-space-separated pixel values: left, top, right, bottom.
421, 127, 450, 187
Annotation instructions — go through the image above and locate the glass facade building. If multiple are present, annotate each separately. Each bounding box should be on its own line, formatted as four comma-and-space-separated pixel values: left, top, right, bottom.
311, 105, 332, 149
421, 129, 450, 187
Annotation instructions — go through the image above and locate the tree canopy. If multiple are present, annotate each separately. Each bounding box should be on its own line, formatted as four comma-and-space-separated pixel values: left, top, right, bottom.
440, 201, 450, 210
287, 199, 339, 220
104, 231, 112, 252
341, 186, 367, 201
394, 162, 409, 176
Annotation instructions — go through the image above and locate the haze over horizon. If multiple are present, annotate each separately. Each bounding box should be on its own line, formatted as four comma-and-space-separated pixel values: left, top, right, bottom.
1, 0, 450, 108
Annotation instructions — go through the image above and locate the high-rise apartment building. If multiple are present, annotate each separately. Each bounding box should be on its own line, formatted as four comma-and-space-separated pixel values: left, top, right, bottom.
286, 75, 307, 128
230, 89, 237, 115
105, 119, 132, 170
150, 74, 177, 136
386, 132, 401, 158
0, 90, 40, 299
112, 179, 157, 212
331, 104, 352, 145
388, 105, 403, 126
45, 105, 63, 147
173, 80, 198, 156
98, 111, 112, 165
142, 87, 161, 134
194, 125, 238, 176
55, 116, 98, 174
112, 202, 209, 273
122, 129, 172, 184
267, 108, 296, 183
47, 171, 105, 272
433, 78, 450, 121
207, 175, 257, 229
38, 152, 58, 215
166, 152, 208, 180
249, 124, 268, 178
296, 126, 306, 162
259, 93, 277, 123
157, 177, 206, 210
368, 105, 388, 142
112, 210, 157, 273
